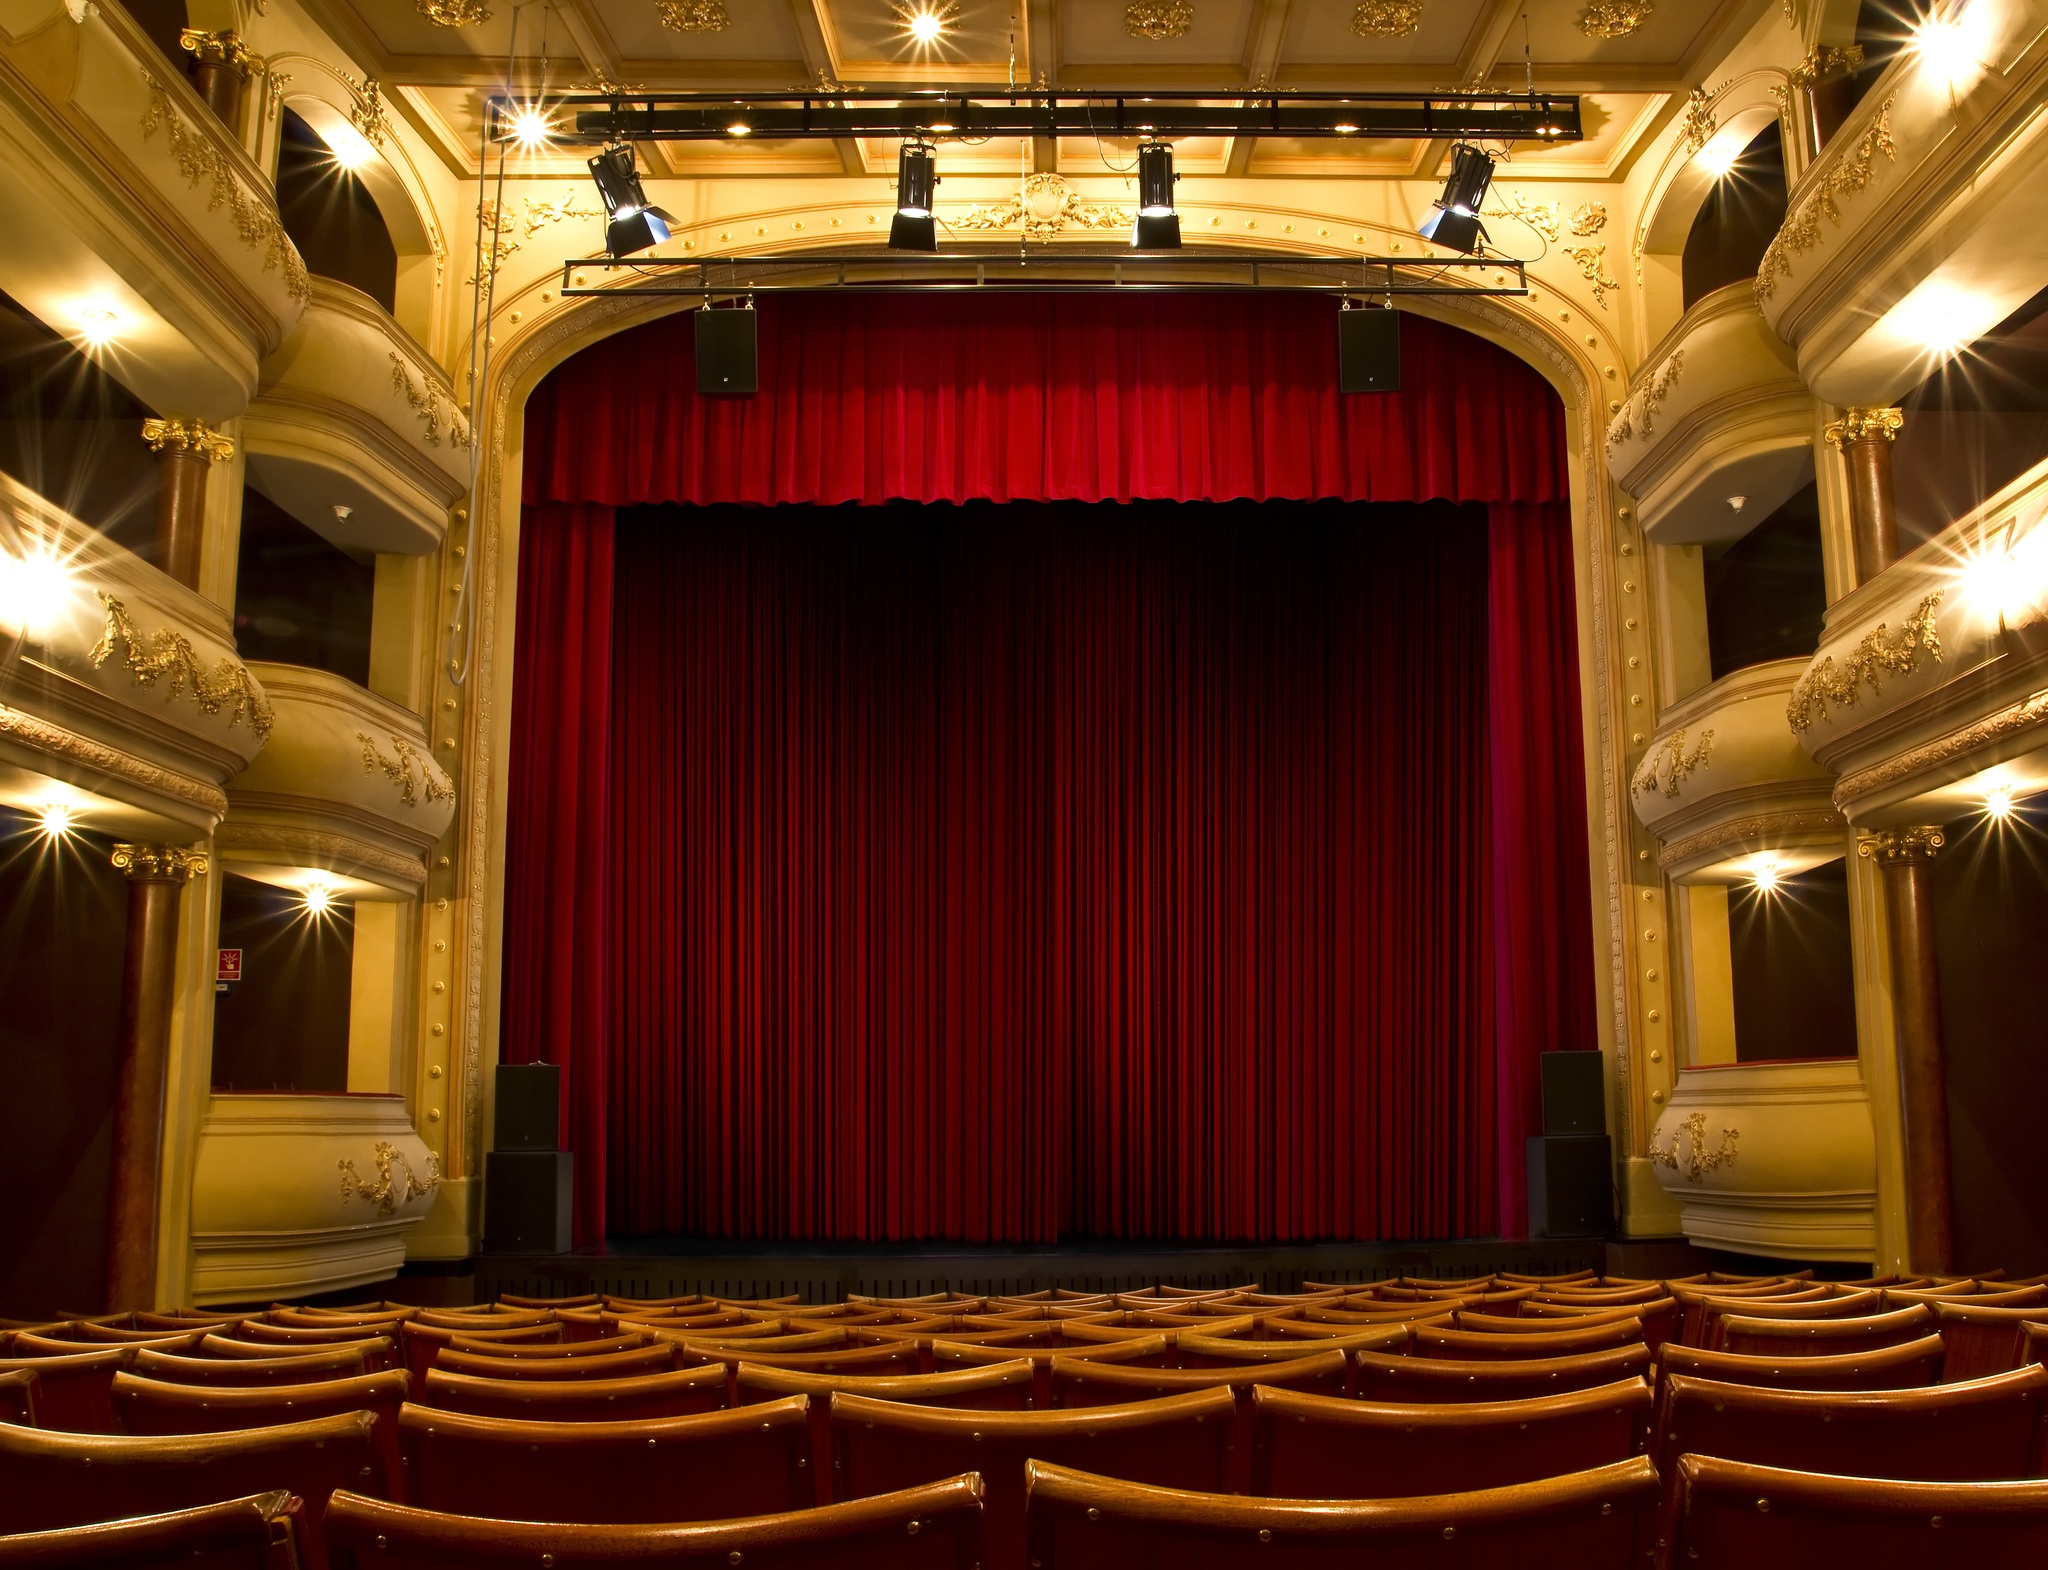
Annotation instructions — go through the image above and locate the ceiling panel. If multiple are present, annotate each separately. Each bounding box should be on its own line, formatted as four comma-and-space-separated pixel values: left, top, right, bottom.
1523, 2, 1723, 65
824, 0, 1018, 76
589, 0, 810, 62
1058, 0, 1256, 68
1276, 0, 1492, 68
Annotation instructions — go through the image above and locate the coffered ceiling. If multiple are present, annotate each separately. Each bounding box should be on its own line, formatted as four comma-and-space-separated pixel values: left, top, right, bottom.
306, 0, 1772, 179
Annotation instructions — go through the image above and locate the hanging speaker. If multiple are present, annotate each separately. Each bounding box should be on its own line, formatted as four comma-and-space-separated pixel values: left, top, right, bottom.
1338, 308, 1400, 393
1541, 1051, 1607, 1136
696, 305, 758, 395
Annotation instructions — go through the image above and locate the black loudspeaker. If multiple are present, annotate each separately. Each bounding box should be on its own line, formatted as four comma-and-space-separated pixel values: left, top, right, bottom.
1338, 308, 1400, 393
483, 1151, 574, 1254
495, 1063, 559, 1152
696, 306, 758, 395
1527, 1134, 1613, 1238
1541, 1051, 1606, 1136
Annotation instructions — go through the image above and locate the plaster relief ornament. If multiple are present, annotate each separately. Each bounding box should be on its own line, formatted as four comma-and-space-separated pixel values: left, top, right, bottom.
1578, 0, 1653, 38
956, 173, 1129, 240
656, 0, 729, 32
1352, 0, 1422, 35
1125, 1, 1193, 38
414, 0, 490, 26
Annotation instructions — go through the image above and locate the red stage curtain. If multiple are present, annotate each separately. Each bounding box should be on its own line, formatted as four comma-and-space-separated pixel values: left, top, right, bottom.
503, 293, 1593, 1248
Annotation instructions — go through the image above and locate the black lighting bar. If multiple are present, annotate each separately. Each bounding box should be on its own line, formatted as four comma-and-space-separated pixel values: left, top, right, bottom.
493, 89, 1581, 146
556, 251, 1530, 298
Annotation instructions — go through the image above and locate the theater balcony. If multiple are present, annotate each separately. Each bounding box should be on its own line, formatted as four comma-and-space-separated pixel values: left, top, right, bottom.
0, 0, 306, 419
1630, 659, 1843, 881
0, 473, 266, 839
1649, 1058, 1878, 1262
1790, 464, 2048, 827
1758, 0, 2048, 404
243, 279, 469, 556
187, 1090, 438, 1305
216, 661, 453, 896
1606, 284, 1812, 549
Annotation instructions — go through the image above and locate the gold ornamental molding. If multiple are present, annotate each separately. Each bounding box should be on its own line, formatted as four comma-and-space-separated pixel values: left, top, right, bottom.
956, 175, 1129, 240
1630, 727, 1715, 799
178, 28, 262, 76
1579, 0, 1653, 40
388, 355, 471, 449
1755, 96, 1896, 305
139, 75, 311, 306
339, 1140, 440, 1216
1790, 44, 1864, 89
415, 0, 491, 25
1834, 686, 2048, 810
1785, 590, 1944, 734
656, 0, 730, 31
1822, 406, 1903, 448
140, 418, 235, 461
110, 842, 209, 881
1351, 0, 1421, 36
357, 731, 453, 807
1651, 1111, 1739, 1183
1678, 85, 1719, 155
1490, 195, 1607, 244
213, 823, 428, 886
1606, 351, 1683, 448
1654, 808, 1846, 872
1125, 0, 1193, 38
0, 701, 228, 817
91, 594, 274, 740
1857, 824, 1946, 865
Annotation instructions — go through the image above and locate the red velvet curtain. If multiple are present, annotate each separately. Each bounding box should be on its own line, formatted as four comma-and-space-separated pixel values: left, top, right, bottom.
504, 293, 1593, 1248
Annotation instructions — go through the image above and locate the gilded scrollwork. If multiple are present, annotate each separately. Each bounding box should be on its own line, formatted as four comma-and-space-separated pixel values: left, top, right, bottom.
389, 354, 471, 448
1835, 686, 2048, 809
1822, 406, 1903, 448
357, 731, 454, 807
1784, 591, 1944, 733
1351, 0, 1421, 35
1857, 824, 1946, 865
1631, 727, 1715, 798
0, 703, 228, 816
339, 1141, 441, 1216
1579, 0, 1653, 39
1564, 243, 1621, 307
656, 0, 730, 32
140, 417, 235, 461
110, 843, 209, 881
1125, 0, 1194, 37
1651, 1111, 1739, 1182
91, 594, 275, 740
1606, 351, 1683, 448
1678, 85, 1719, 155
955, 174, 1128, 240
1756, 97, 1895, 304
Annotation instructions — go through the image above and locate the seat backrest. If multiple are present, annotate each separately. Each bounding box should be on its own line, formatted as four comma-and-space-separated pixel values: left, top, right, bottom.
1052, 1351, 1348, 1409
1251, 1377, 1651, 1499
235, 1322, 407, 1356
1717, 1303, 1934, 1358
144, 1345, 371, 1384
322, 1474, 986, 1570
1023, 1455, 1659, 1570
413, 1310, 556, 1332
0, 1370, 33, 1428
1350, 1344, 1651, 1402
443, 1332, 647, 1359
0, 1490, 298, 1570
396, 1322, 558, 1385
111, 1371, 410, 1498
930, 1334, 1168, 1409
496, 1293, 601, 1310
0, 1410, 379, 1570
830, 1386, 1233, 1570
1657, 1333, 1946, 1391
1935, 1302, 2048, 1383
0, 1349, 132, 1433
734, 1360, 1034, 1411
1175, 1326, 1407, 1369
432, 1344, 673, 1381
397, 1396, 812, 1524
1674, 1454, 2048, 1564
416, 1365, 724, 1422
1409, 1320, 1639, 1361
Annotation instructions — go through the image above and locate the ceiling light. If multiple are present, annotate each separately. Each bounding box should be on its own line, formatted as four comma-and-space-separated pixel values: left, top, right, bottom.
726, 121, 751, 136
325, 121, 377, 173
302, 882, 335, 916
588, 143, 674, 256
1694, 131, 1743, 179
35, 802, 73, 838
1727, 495, 1746, 512
1911, 5, 1986, 87
1133, 141, 1181, 249
898, 2, 952, 44
891, 137, 938, 251
1898, 281, 1981, 357
1985, 785, 2015, 820
1334, 123, 1359, 134
76, 308, 119, 352
0, 545, 76, 635
507, 102, 557, 151
1751, 861, 1781, 893
1418, 142, 1494, 256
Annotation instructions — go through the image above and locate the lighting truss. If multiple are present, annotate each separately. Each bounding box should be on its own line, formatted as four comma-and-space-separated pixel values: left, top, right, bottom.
491, 88, 1582, 146
556, 251, 1531, 298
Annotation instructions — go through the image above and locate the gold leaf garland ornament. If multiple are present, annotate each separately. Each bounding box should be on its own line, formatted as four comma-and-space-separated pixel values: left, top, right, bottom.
656, 0, 729, 30
91, 593, 275, 740
1125, 0, 1194, 39
1651, 1112, 1738, 1183
1785, 590, 1944, 733
357, 731, 454, 807
1351, 0, 1421, 36
415, 0, 490, 24
339, 1141, 441, 1215
1630, 727, 1715, 799
1578, 0, 1653, 39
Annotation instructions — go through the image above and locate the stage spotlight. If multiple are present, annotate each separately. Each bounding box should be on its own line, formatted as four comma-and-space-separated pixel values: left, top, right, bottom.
1418, 141, 1495, 255
891, 137, 938, 251
588, 143, 675, 257
1132, 141, 1181, 249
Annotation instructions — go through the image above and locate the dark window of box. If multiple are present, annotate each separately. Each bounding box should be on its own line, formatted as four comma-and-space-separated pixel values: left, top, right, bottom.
1729, 859, 1858, 1062
1703, 482, 1828, 680
1681, 125, 1790, 311
234, 485, 374, 684
275, 108, 399, 314
210, 872, 353, 1093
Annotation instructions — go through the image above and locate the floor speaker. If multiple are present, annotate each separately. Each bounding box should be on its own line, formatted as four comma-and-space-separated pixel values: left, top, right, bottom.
1338, 308, 1400, 393
1541, 1050, 1606, 1136
495, 1063, 559, 1152
696, 306, 758, 395
483, 1150, 574, 1253
1527, 1134, 1613, 1237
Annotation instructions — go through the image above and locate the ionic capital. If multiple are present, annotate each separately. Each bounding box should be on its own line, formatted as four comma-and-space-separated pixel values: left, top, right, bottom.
111, 843, 210, 883
141, 418, 235, 462
1823, 407, 1904, 450
1857, 825, 1945, 866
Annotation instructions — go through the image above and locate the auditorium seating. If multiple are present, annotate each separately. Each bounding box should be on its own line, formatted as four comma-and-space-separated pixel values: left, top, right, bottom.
1658, 1334, 1949, 1391
0, 1492, 299, 1569
1351, 1342, 1652, 1400
418, 1364, 725, 1421
0, 1373, 30, 1429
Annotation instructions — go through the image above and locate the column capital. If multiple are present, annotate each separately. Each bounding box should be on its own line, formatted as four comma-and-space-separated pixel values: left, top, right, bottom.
1791, 44, 1864, 89
1857, 825, 1946, 866
1824, 407, 1904, 450
111, 843, 210, 883
178, 27, 262, 76
140, 418, 235, 462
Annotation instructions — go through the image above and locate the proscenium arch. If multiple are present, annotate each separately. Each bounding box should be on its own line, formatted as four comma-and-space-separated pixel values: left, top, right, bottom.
445, 255, 1636, 1186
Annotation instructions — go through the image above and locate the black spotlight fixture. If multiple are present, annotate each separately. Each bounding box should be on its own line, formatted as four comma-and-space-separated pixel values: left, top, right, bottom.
1418, 141, 1495, 255
588, 143, 674, 257
1132, 140, 1181, 249
891, 138, 939, 251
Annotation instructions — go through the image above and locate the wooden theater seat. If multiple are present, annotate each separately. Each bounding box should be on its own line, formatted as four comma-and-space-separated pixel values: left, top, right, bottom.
1673, 1454, 2048, 1565
1175, 1325, 1409, 1370
143, 1344, 372, 1384
0, 1349, 131, 1433
418, 1364, 724, 1422
829, 1386, 1234, 1570
0, 1371, 31, 1428
59, 1324, 210, 1348
433, 1343, 673, 1381
234, 1322, 410, 1356
0, 1491, 299, 1570
322, 1473, 986, 1570
1492, 1269, 1601, 1286
268, 1310, 415, 1332
111, 1370, 410, 1495
1658, 1333, 1947, 1391
1717, 1303, 1935, 1359
1409, 1319, 1640, 1361
395, 1321, 559, 1384
445, 1331, 646, 1360
1023, 1455, 1659, 1570
734, 1360, 1035, 1410
0, 1410, 380, 1570
398, 1397, 811, 1523
1935, 1302, 2048, 1382
1250, 1377, 1652, 1499
497, 1293, 601, 1310
1694, 1288, 1883, 1349
1350, 1343, 1651, 1402
412, 1309, 556, 1332
930, 1333, 1168, 1410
